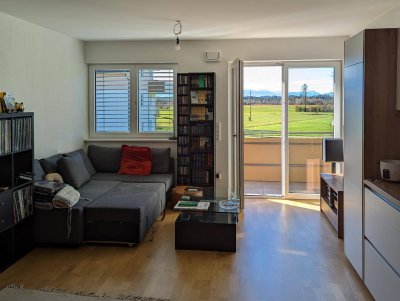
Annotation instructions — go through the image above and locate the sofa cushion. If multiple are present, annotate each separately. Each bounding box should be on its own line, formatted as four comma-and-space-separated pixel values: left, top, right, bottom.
39, 154, 63, 174
85, 182, 165, 224
87, 145, 121, 173
78, 180, 120, 200
57, 156, 90, 189
65, 149, 97, 176
151, 148, 171, 174
33, 159, 45, 182
119, 145, 152, 176
90, 172, 173, 192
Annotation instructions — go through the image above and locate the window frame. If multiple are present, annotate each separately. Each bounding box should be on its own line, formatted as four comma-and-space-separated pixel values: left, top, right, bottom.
89, 63, 177, 139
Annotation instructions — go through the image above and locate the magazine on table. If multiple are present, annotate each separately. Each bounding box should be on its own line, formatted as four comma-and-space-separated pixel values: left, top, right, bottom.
174, 200, 210, 211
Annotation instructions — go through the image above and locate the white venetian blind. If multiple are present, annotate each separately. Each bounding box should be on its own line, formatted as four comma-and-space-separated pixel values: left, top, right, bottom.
137, 68, 174, 133
95, 69, 130, 132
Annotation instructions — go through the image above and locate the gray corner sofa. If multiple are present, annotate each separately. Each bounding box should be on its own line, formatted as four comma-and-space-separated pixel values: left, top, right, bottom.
34, 145, 174, 246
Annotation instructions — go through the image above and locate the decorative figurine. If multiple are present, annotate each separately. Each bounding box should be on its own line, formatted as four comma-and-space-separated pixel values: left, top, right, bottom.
15, 102, 25, 112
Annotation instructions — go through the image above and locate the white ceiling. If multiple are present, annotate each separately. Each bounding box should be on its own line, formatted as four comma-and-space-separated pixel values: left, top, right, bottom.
0, 0, 399, 41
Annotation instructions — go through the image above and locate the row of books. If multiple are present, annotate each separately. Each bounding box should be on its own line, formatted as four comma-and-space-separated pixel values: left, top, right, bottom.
191, 170, 210, 185
190, 137, 212, 151
178, 166, 189, 176
13, 185, 33, 223
190, 91, 212, 104
178, 106, 190, 115
178, 96, 190, 105
178, 125, 213, 136
177, 75, 189, 85
13, 117, 32, 152
178, 125, 190, 135
190, 107, 207, 121
0, 119, 12, 155
178, 146, 189, 156
192, 153, 213, 168
177, 156, 190, 166
191, 75, 213, 88
190, 125, 213, 136
178, 136, 190, 145
178, 116, 189, 125
178, 86, 189, 95
177, 176, 190, 185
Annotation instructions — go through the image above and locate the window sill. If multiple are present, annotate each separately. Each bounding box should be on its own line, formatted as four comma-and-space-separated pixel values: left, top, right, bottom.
84, 138, 177, 143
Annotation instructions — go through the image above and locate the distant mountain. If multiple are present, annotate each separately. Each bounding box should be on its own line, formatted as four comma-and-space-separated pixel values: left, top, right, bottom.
322, 92, 334, 97
244, 90, 280, 97
288, 90, 321, 97
244, 89, 333, 98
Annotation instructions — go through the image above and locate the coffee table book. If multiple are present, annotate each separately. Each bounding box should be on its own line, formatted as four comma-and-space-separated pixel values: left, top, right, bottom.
174, 200, 210, 211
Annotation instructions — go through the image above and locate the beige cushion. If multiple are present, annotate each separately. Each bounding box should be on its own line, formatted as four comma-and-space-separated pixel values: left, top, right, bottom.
45, 173, 64, 183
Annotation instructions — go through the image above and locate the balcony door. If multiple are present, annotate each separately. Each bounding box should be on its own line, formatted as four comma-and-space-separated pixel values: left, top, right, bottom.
243, 61, 342, 198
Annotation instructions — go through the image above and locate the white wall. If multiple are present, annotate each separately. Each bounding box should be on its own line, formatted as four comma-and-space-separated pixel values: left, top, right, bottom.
0, 12, 87, 158
85, 36, 346, 192
365, 7, 400, 29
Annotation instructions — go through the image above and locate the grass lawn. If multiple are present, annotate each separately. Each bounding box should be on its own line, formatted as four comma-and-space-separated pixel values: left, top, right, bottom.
244, 104, 333, 137
155, 104, 334, 137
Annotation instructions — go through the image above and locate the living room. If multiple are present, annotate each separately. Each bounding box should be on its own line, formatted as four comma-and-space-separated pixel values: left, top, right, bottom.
0, 1, 400, 300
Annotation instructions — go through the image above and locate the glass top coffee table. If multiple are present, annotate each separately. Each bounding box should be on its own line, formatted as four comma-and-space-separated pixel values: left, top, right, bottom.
174, 198, 239, 252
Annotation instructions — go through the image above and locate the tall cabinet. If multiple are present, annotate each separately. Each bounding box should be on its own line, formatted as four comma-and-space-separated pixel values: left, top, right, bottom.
344, 29, 399, 279
0, 112, 34, 271
177, 73, 216, 198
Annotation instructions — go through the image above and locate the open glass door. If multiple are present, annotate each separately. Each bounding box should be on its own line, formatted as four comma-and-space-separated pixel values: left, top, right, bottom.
230, 59, 244, 208
243, 64, 283, 196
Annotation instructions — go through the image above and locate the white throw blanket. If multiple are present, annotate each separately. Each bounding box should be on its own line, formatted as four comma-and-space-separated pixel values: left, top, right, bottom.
52, 185, 80, 208
52, 185, 80, 238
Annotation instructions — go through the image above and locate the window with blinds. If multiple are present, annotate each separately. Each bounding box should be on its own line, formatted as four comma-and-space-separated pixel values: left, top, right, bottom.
137, 68, 174, 133
95, 69, 130, 132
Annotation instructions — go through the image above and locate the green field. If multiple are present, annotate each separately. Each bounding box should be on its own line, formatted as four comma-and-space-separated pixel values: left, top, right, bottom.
244, 105, 333, 137
155, 104, 334, 137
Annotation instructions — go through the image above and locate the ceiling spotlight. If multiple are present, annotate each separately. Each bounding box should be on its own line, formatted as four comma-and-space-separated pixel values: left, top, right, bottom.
173, 20, 182, 51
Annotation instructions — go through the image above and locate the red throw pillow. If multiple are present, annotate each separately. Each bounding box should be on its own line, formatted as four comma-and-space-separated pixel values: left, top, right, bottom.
118, 145, 152, 176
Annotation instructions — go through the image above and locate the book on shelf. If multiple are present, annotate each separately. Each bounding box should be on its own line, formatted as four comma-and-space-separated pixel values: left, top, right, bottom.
178, 95, 189, 105
0, 119, 12, 155
190, 91, 198, 104
178, 75, 189, 85
178, 86, 189, 95
174, 200, 210, 211
190, 107, 206, 121
191, 75, 212, 88
13, 185, 33, 223
12, 117, 32, 152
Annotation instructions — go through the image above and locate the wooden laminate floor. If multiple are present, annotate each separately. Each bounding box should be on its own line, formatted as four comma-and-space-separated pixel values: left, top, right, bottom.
0, 198, 372, 301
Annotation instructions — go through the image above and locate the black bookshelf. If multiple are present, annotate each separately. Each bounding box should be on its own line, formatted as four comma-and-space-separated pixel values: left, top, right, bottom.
0, 112, 34, 271
177, 73, 215, 198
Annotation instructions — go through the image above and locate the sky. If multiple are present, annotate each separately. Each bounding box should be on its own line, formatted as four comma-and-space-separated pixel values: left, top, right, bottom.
244, 66, 335, 94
